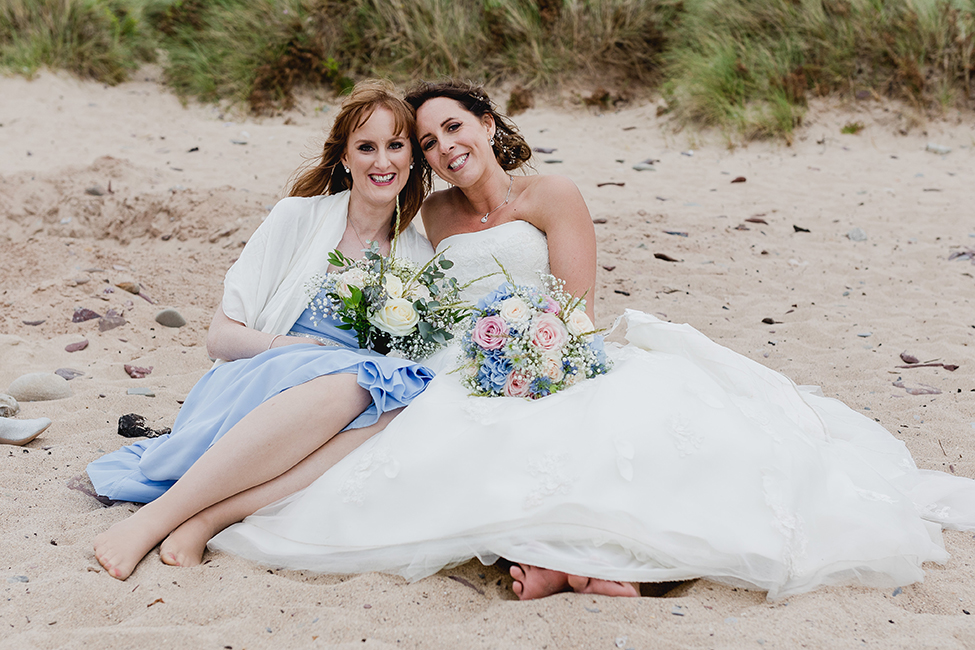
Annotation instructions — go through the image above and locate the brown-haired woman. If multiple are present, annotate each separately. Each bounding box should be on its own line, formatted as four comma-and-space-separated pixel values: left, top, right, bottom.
88, 80, 436, 580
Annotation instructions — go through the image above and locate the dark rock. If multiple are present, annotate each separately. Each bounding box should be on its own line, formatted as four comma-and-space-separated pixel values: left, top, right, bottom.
117, 413, 170, 438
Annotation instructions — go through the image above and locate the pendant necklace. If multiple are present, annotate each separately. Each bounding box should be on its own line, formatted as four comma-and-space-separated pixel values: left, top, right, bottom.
480, 175, 513, 224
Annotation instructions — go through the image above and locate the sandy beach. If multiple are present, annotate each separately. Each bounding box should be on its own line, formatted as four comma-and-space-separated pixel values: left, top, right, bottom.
2, 67, 974, 648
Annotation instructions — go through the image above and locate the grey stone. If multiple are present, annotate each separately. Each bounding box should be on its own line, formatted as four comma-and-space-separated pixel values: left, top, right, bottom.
127, 387, 156, 397
8, 373, 72, 402
925, 143, 951, 154
847, 227, 867, 242
155, 308, 186, 328
0, 394, 18, 418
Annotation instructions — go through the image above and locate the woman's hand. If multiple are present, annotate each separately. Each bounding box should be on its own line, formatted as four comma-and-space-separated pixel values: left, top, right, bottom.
206, 308, 319, 362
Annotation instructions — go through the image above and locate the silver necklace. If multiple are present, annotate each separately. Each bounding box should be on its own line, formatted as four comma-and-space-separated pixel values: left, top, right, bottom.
480, 175, 513, 224
348, 216, 387, 250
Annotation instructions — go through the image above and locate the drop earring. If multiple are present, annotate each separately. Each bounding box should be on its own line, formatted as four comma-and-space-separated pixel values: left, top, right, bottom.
409, 163, 414, 170
489, 137, 496, 146
343, 165, 350, 173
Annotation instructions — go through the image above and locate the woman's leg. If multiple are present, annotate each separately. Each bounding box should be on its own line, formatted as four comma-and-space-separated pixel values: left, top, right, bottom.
93, 373, 372, 580
159, 408, 402, 567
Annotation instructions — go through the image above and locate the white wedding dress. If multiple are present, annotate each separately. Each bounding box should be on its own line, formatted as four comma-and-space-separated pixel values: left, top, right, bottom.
210, 220, 975, 600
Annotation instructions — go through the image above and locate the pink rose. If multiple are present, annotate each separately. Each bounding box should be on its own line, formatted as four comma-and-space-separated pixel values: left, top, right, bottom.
504, 371, 531, 398
529, 313, 569, 352
471, 315, 507, 350
540, 294, 560, 314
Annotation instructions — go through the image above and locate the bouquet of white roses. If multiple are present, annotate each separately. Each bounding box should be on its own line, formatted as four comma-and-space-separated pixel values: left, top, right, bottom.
459, 274, 611, 399
306, 242, 470, 360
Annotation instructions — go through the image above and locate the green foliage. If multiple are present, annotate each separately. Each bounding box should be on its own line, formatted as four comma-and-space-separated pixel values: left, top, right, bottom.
5, 0, 974, 139
0, 0, 155, 83
841, 120, 865, 134
663, 0, 975, 140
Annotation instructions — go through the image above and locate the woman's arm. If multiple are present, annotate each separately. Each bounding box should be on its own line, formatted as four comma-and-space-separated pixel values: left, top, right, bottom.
528, 176, 597, 319
206, 307, 318, 362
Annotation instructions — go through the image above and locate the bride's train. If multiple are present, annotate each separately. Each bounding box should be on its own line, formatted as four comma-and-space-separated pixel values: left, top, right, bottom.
211, 308, 975, 600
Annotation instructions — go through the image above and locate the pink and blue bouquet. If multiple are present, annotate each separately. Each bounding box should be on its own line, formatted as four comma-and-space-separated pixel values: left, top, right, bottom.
459, 275, 611, 399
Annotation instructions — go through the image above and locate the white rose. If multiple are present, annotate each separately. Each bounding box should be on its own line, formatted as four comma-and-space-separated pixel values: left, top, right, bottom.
566, 308, 594, 340
341, 268, 366, 290
540, 353, 565, 382
370, 298, 420, 336
384, 274, 404, 299
499, 297, 532, 325
333, 277, 352, 299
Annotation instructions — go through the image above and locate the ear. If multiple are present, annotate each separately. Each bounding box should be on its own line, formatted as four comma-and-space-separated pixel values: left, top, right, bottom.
481, 112, 496, 139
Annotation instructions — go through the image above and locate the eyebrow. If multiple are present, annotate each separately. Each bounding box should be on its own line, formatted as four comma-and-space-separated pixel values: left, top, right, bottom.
419, 117, 456, 143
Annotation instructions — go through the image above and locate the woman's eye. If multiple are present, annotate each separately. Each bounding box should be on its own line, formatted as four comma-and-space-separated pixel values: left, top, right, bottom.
447, 123, 460, 132
389, 141, 404, 150
421, 139, 436, 151
358, 144, 375, 152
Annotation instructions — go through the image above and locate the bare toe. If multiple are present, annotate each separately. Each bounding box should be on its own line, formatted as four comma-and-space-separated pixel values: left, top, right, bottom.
159, 517, 213, 567
569, 575, 640, 598
510, 564, 570, 600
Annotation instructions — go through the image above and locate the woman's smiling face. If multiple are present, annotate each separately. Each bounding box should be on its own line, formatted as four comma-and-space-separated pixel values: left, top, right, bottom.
342, 106, 412, 208
415, 97, 495, 184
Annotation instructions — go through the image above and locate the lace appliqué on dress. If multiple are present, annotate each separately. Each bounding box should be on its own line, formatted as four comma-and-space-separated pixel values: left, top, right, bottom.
671, 414, 704, 457
762, 474, 808, 579
524, 452, 574, 509
341, 447, 401, 505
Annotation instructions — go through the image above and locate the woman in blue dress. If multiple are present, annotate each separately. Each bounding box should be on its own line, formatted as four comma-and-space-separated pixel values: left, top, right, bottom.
88, 80, 436, 580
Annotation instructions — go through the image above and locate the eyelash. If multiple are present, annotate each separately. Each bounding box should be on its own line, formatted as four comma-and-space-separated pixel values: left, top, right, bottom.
358, 141, 405, 152
421, 123, 461, 151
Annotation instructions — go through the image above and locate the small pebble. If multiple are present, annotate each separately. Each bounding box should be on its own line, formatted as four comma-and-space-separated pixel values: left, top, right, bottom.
7, 575, 29, 583
632, 162, 656, 171
8, 373, 72, 402
65, 339, 89, 353
155, 308, 187, 328
98, 310, 126, 332
22, 319, 45, 326
72, 308, 100, 323
124, 364, 153, 379
857, 332, 872, 338
584, 606, 600, 613
115, 281, 141, 295
127, 388, 156, 397
671, 605, 685, 616
85, 186, 105, 196
847, 228, 867, 242
892, 587, 903, 596
925, 143, 951, 154
55, 368, 85, 381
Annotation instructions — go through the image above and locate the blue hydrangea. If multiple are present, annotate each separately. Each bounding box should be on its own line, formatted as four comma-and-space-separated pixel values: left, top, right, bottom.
478, 351, 512, 392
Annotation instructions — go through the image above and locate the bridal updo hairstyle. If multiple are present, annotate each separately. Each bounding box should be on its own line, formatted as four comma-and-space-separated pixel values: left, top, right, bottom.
404, 80, 533, 173
289, 79, 430, 232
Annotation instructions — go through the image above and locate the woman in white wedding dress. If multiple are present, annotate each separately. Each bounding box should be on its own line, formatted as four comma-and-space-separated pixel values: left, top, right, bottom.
209, 81, 975, 601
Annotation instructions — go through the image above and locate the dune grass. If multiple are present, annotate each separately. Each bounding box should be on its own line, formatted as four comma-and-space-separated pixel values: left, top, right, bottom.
0, 0, 155, 83
2, 0, 973, 139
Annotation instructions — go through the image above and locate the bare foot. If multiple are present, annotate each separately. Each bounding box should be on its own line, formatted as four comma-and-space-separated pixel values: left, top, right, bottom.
159, 513, 219, 567
509, 564, 571, 600
93, 510, 170, 580
567, 574, 640, 597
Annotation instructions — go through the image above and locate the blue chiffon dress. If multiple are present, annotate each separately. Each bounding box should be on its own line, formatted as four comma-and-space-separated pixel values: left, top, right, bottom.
86, 296, 435, 503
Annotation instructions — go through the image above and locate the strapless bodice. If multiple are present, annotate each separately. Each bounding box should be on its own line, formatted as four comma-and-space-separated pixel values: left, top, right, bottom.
435, 220, 550, 300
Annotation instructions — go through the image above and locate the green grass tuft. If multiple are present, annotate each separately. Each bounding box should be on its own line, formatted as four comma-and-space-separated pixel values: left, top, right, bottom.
0, 0, 155, 83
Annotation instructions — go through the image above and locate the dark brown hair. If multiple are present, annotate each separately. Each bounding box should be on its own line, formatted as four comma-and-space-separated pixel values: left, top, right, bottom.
404, 80, 532, 172
289, 80, 431, 231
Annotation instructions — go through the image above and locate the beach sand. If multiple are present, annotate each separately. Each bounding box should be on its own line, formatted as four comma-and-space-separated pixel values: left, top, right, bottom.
2, 67, 974, 649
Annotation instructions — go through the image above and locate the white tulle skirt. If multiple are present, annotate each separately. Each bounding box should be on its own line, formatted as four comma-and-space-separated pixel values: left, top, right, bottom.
210, 311, 975, 600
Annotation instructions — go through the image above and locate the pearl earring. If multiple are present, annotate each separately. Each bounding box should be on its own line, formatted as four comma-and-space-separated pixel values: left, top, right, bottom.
489, 137, 495, 146
343, 165, 350, 173
409, 163, 414, 170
